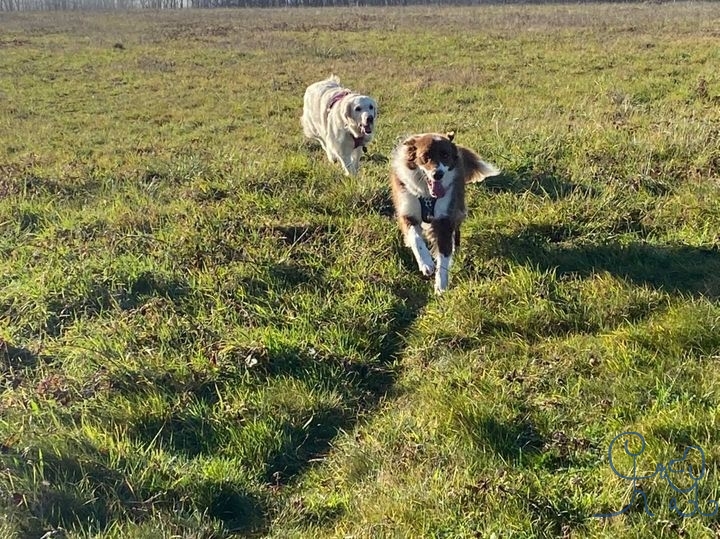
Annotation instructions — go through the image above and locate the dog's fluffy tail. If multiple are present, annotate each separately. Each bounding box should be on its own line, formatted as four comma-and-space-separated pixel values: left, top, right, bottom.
460, 146, 500, 183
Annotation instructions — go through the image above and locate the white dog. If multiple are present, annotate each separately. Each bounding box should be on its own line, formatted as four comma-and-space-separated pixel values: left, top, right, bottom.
301, 76, 377, 176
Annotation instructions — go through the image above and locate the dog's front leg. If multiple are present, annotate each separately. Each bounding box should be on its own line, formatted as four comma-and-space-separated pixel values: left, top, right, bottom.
342, 159, 358, 176
340, 138, 366, 176
327, 135, 355, 175
432, 218, 454, 293
322, 142, 336, 164
339, 148, 358, 176
401, 216, 434, 277
349, 147, 363, 175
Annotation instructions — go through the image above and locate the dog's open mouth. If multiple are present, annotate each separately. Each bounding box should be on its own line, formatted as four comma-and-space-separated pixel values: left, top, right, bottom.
427, 178, 446, 198
361, 124, 372, 135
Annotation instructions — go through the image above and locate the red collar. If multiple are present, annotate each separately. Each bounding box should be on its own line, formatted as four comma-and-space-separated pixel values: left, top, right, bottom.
328, 89, 351, 110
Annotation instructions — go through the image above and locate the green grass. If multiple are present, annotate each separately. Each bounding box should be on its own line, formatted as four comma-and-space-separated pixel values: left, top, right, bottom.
1, 3, 720, 538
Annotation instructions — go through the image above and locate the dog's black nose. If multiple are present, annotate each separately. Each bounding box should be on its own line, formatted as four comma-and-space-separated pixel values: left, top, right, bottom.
367, 116, 374, 124
433, 169, 444, 181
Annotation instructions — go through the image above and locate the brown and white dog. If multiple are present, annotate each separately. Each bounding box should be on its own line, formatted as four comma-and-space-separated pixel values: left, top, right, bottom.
301, 75, 377, 176
390, 132, 500, 293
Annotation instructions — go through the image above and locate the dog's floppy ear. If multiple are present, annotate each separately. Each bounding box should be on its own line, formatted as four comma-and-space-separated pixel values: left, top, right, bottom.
403, 137, 418, 169
445, 131, 459, 160
344, 99, 357, 127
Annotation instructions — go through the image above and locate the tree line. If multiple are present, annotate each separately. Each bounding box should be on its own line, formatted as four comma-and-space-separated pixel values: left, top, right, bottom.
1, 0, 634, 11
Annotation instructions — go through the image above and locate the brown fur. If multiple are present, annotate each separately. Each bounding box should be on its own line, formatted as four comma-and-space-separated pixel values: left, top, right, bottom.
390, 132, 499, 292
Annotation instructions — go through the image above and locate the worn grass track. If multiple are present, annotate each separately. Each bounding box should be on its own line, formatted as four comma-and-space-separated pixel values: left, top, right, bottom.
1, 3, 720, 538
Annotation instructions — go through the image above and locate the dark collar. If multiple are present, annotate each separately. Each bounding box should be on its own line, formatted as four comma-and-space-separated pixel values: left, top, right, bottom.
420, 196, 436, 223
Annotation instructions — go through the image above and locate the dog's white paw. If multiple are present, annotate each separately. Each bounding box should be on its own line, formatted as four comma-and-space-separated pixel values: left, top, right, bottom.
418, 260, 435, 277
435, 273, 448, 293
407, 228, 434, 277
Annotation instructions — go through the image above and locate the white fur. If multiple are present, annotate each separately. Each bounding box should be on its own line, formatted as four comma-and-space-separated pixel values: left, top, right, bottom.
405, 226, 435, 276
433, 163, 449, 177
391, 157, 456, 222
435, 253, 452, 293
395, 184, 422, 217
429, 180, 454, 218
391, 153, 426, 198
301, 76, 377, 176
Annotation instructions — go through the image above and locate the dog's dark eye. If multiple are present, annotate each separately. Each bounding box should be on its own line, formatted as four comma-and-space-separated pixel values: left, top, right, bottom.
369, 105, 374, 110
440, 151, 449, 160
354, 106, 362, 112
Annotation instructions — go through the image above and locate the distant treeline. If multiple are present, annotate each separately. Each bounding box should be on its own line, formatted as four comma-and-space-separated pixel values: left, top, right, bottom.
0, 0, 645, 11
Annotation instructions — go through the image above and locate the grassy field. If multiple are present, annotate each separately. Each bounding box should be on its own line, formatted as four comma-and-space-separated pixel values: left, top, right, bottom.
1, 2, 720, 537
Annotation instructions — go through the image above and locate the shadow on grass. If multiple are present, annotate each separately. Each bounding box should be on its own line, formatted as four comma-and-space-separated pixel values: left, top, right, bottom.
480, 167, 598, 200
0, 340, 38, 370
4, 440, 264, 537
110, 257, 432, 534
525, 495, 587, 537
259, 296, 424, 485
2, 443, 133, 537
4, 219, 430, 535
209, 485, 267, 534
477, 416, 545, 463
36, 270, 192, 337
494, 226, 720, 299
0, 339, 49, 390
119, 300, 426, 533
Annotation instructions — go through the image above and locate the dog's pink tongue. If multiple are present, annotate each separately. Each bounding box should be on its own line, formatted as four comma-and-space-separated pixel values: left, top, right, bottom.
429, 180, 446, 198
